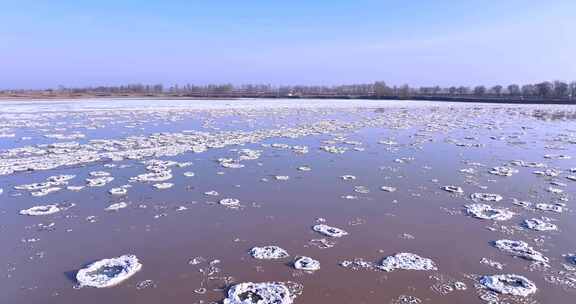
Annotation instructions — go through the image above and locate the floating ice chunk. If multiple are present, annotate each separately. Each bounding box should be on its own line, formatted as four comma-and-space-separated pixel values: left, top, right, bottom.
465, 204, 513, 221
321, 146, 348, 154
459, 168, 476, 174
489, 167, 519, 177
533, 169, 559, 177
105, 202, 128, 211
547, 187, 563, 194
378, 252, 437, 272
380, 186, 397, 192
219, 198, 240, 206
535, 203, 563, 213
480, 274, 537, 297
31, 187, 61, 197
109, 186, 130, 195
250, 246, 289, 260
183, 171, 195, 177
480, 257, 504, 270
297, 166, 311, 172
76, 254, 142, 288
354, 186, 370, 194
275, 175, 289, 181
313, 224, 348, 238
442, 185, 463, 193
293, 256, 320, 271
471, 193, 503, 202
89, 171, 111, 177
523, 218, 557, 231
566, 175, 576, 182
340, 175, 356, 181
204, 190, 219, 196
493, 240, 548, 263
19, 203, 74, 216
223, 282, 300, 304
153, 183, 173, 189
67, 185, 85, 191
87, 176, 114, 187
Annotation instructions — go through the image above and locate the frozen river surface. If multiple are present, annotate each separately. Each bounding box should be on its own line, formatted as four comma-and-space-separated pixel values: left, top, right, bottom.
1, 98, 576, 304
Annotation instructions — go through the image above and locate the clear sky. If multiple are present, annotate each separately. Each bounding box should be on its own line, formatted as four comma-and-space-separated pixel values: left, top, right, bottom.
1, 0, 575, 89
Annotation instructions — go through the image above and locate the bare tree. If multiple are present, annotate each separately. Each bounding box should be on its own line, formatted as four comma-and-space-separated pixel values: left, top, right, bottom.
507, 84, 520, 96
473, 86, 486, 96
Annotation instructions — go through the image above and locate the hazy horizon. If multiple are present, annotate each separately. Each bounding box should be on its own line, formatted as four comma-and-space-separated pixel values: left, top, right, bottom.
1, 1, 575, 89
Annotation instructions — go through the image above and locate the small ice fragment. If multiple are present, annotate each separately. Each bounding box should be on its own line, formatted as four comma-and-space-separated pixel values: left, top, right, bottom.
219, 198, 240, 207
105, 202, 128, 211
293, 256, 320, 271
312, 224, 348, 237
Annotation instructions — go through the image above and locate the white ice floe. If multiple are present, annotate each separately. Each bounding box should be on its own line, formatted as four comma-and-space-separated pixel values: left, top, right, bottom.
219, 198, 240, 207
470, 193, 503, 202
480, 274, 537, 297
523, 218, 557, 231
293, 256, 320, 271
378, 252, 437, 272
489, 166, 519, 177
152, 182, 173, 189
275, 175, 290, 181
465, 204, 514, 221
105, 202, 128, 211
380, 186, 397, 192
223, 282, 299, 304
183, 171, 195, 177
76, 254, 142, 288
535, 203, 563, 213
442, 185, 463, 193
19, 203, 74, 216
250, 246, 289, 260
340, 175, 356, 181
312, 224, 348, 238
87, 176, 114, 187
493, 240, 548, 263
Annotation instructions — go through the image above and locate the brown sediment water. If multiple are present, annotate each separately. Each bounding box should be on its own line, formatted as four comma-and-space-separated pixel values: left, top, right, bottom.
0, 99, 576, 304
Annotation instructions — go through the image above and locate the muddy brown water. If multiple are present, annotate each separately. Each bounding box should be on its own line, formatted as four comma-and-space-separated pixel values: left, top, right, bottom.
1, 99, 575, 303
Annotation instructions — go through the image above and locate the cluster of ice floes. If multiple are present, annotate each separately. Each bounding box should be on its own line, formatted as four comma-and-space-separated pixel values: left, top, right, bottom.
19, 203, 75, 216
0, 117, 400, 176
465, 204, 514, 221
76, 254, 142, 288
479, 274, 537, 297
493, 240, 548, 263
14, 174, 76, 196
223, 281, 302, 304
312, 224, 348, 237
250, 246, 290, 260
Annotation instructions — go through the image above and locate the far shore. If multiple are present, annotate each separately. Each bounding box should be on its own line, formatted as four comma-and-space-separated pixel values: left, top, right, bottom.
0, 94, 574, 105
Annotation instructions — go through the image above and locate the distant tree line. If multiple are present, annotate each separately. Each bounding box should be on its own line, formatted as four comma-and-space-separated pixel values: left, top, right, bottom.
2, 80, 576, 102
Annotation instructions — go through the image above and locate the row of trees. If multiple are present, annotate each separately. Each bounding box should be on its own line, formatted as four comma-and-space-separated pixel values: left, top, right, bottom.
3, 80, 576, 100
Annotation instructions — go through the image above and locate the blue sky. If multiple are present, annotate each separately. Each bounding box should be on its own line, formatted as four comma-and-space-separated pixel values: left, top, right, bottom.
1, 0, 575, 89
